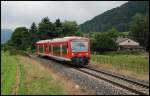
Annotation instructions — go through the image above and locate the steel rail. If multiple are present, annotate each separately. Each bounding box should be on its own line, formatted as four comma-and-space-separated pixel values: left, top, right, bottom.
76, 68, 149, 95
85, 66, 149, 88
31, 55, 149, 95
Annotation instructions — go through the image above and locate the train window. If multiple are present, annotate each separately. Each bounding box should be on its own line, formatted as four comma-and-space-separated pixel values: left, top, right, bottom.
62, 44, 67, 56
53, 45, 60, 56
39, 45, 43, 53
71, 41, 88, 52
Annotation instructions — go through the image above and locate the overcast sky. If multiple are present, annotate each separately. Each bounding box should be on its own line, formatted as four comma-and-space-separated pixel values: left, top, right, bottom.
1, 1, 127, 30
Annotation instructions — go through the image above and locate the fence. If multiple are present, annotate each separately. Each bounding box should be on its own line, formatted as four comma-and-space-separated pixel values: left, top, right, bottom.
90, 54, 149, 75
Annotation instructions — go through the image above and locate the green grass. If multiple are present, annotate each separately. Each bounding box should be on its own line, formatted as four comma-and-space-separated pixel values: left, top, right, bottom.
1, 51, 18, 95
17, 58, 67, 95
17, 61, 26, 95
1, 51, 68, 95
91, 54, 149, 75
22, 78, 67, 95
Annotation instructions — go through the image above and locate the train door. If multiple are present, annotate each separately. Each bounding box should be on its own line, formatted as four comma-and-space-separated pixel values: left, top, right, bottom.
62, 43, 68, 57
45, 44, 49, 54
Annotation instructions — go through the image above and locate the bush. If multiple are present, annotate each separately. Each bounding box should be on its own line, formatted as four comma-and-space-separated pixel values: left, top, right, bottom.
1, 44, 30, 56
91, 33, 118, 53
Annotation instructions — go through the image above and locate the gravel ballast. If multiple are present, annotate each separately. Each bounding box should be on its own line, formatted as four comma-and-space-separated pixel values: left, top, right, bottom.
31, 56, 136, 95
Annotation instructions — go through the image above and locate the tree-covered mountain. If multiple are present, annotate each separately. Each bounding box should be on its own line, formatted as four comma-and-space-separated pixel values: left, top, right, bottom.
1, 29, 13, 44
80, 1, 149, 32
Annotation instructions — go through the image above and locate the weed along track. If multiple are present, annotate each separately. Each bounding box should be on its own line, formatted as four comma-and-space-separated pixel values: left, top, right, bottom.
85, 66, 149, 88
76, 67, 149, 95
31, 55, 149, 95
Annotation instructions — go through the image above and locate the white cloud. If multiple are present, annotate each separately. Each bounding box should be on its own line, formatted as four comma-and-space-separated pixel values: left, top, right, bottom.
1, 1, 127, 30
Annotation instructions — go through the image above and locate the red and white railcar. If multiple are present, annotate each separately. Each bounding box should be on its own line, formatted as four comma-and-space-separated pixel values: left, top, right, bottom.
36, 36, 90, 66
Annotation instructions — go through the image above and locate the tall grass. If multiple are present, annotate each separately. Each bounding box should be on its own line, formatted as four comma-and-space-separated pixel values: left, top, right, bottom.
91, 54, 149, 75
1, 51, 68, 95
17, 61, 26, 95
17, 56, 67, 95
1, 51, 18, 95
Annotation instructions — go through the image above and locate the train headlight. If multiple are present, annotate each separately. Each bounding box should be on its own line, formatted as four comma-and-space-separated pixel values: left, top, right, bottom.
72, 53, 74, 56
86, 53, 88, 56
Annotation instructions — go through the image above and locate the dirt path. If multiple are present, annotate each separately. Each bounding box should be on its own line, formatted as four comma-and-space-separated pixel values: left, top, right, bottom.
18, 56, 95, 95
11, 63, 20, 95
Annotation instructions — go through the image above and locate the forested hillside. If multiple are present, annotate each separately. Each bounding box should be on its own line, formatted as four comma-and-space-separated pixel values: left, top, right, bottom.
80, 1, 149, 32
1, 1, 149, 53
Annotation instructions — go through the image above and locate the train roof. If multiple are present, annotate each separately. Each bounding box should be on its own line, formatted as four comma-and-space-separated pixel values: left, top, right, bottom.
36, 36, 89, 44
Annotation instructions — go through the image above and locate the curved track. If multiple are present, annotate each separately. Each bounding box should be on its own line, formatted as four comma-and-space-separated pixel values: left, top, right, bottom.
32, 55, 149, 95
76, 67, 149, 95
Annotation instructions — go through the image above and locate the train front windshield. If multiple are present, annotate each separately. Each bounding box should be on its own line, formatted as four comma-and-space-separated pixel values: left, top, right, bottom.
71, 40, 88, 52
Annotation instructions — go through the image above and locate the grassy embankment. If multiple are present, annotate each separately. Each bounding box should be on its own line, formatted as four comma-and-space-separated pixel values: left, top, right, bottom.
91, 52, 149, 80
17, 57, 67, 95
1, 51, 67, 95
1, 51, 18, 95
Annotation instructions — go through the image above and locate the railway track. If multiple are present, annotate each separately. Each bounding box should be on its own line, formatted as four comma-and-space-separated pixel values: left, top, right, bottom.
31, 55, 149, 95
76, 67, 149, 95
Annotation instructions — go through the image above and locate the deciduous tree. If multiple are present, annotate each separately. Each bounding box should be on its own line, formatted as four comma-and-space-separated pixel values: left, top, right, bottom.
11, 27, 30, 50
129, 13, 149, 50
